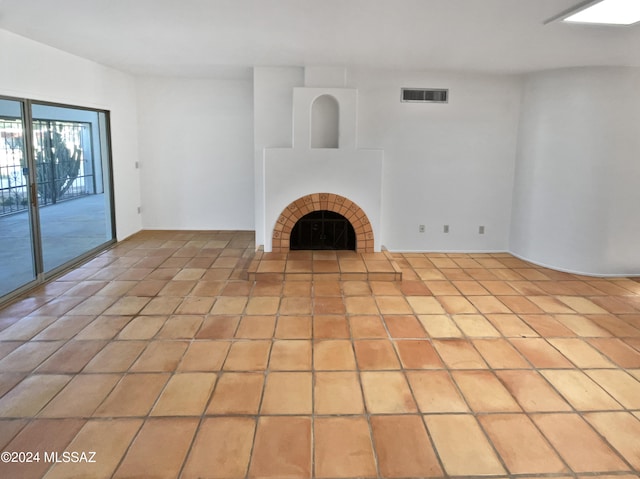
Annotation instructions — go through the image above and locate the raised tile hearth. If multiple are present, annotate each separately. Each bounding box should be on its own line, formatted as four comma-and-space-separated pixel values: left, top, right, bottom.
248, 248, 402, 281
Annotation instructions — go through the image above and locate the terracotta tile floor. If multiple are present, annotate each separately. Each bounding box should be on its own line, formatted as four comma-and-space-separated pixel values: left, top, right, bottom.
0, 230, 639, 478
248, 249, 402, 282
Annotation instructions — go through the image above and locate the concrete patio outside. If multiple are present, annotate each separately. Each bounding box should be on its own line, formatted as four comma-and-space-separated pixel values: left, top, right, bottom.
0, 193, 112, 298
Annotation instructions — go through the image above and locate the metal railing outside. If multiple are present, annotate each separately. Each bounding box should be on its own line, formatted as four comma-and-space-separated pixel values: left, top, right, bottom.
0, 117, 95, 216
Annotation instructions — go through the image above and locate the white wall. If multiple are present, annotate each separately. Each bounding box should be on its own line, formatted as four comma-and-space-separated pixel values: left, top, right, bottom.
348, 69, 522, 252
136, 76, 254, 230
253, 66, 305, 247
264, 148, 384, 251
511, 67, 640, 276
254, 67, 521, 252
0, 29, 142, 240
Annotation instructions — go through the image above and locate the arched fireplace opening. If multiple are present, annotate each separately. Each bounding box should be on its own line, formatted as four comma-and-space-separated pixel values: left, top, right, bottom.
271, 193, 374, 253
290, 210, 356, 250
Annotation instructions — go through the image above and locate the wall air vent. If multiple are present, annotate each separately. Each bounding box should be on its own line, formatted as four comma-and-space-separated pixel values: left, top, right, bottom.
401, 88, 448, 103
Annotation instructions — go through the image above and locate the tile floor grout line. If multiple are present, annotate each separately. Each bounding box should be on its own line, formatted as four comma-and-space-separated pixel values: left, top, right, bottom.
492, 313, 638, 473
106, 413, 147, 479
348, 318, 383, 479
242, 328, 273, 479
534, 340, 629, 411
174, 367, 227, 479
310, 292, 316, 479
496, 350, 635, 475
577, 411, 640, 475
396, 338, 449, 478
405, 260, 578, 477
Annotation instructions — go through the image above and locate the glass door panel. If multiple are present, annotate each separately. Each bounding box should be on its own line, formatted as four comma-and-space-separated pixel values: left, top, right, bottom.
30, 104, 114, 273
0, 99, 37, 297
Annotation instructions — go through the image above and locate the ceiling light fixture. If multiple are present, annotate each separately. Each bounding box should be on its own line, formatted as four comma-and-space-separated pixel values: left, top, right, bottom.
561, 0, 640, 25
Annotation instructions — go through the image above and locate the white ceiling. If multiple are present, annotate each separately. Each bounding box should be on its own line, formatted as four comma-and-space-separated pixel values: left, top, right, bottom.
0, 0, 638, 78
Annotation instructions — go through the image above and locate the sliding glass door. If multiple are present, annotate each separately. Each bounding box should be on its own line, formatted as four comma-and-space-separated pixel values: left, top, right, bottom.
0, 97, 115, 301
0, 99, 37, 297
31, 104, 114, 272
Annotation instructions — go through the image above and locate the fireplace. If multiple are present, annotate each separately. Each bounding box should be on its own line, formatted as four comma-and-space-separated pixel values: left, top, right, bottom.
271, 193, 374, 253
290, 211, 355, 250
260, 69, 384, 253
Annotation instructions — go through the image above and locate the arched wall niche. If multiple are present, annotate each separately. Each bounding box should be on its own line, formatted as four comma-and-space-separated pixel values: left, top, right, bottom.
310, 94, 339, 148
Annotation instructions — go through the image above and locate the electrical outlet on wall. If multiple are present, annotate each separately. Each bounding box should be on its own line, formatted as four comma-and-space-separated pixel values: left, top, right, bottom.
443, 225, 449, 233
479, 225, 485, 234
419, 225, 425, 233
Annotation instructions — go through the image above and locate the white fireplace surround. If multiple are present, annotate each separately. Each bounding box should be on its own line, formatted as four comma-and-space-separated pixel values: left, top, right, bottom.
262, 85, 384, 252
